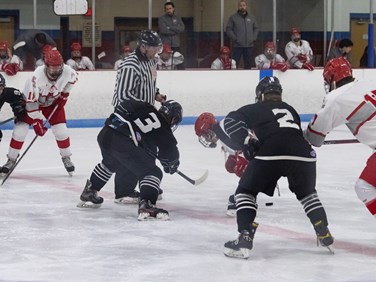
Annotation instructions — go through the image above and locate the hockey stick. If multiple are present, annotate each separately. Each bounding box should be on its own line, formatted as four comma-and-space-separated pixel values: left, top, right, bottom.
177, 169, 208, 186
0, 117, 16, 126
323, 139, 359, 145
1, 105, 59, 185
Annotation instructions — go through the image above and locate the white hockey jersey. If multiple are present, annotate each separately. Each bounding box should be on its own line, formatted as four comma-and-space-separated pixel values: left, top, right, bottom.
66, 56, 95, 70
24, 64, 78, 119
285, 40, 313, 69
156, 52, 184, 70
307, 79, 376, 149
254, 54, 285, 69
211, 58, 237, 70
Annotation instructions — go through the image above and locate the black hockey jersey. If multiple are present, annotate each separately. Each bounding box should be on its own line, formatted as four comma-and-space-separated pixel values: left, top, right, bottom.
0, 87, 26, 119
107, 100, 179, 163
224, 101, 316, 160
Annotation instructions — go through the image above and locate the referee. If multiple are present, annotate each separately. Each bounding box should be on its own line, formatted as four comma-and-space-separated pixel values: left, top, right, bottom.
112, 30, 166, 107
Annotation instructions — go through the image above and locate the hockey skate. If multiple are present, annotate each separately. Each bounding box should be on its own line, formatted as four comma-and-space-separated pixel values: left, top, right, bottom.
138, 199, 169, 221
77, 180, 103, 208
62, 156, 75, 176
224, 222, 259, 259
1, 157, 17, 174
157, 187, 163, 200
226, 194, 236, 217
114, 190, 140, 204
314, 220, 335, 254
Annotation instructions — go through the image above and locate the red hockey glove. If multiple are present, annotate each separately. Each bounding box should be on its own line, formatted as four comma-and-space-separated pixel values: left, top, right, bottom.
33, 119, 48, 136
298, 54, 307, 63
302, 63, 314, 71
1, 63, 20, 76
56, 92, 69, 109
225, 155, 237, 173
270, 61, 288, 72
221, 57, 232, 70
233, 155, 248, 177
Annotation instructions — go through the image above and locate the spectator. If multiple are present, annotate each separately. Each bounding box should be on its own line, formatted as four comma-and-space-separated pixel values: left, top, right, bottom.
156, 43, 184, 70
66, 42, 95, 71
211, 46, 237, 70
327, 38, 353, 65
0, 40, 23, 76
226, 0, 259, 69
1, 49, 78, 176
35, 44, 56, 68
255, 41, 288, 72
285, 27, 314, 71
114, 45, 133, 70
359, 45, 376, 68
158, 1, 185, 69
12, 29, 56, 71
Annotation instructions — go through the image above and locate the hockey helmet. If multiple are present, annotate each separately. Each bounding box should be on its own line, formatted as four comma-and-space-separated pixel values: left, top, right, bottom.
44, 49, 64, 80
122, 45, 132, 53
159, 100, 183, 131
255, 76, 282, 102
138, 30, 162, 47
194, 112, 219, 148
71, 42, 82, 51
0, 41, 8, 51
162, 44, 173, 54
220, 46, 231, 55
264, 41, 275, 59
0, 73, 5, 87
323, 57, 352, 92
290, 27, 301, 35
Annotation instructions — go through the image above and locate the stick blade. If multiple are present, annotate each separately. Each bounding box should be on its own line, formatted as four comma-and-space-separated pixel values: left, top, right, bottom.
193, 169, 209, 186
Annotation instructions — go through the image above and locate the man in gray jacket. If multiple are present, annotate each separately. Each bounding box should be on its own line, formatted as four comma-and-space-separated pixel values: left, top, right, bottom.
158, 2, 185, 51
226, 0, 259, 69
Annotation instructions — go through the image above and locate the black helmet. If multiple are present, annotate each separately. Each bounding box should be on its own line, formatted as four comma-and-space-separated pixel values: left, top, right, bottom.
0, 73, 5, 87
159, 100, 183, 131
255, 76, 282, 102
138, 30, 162, 47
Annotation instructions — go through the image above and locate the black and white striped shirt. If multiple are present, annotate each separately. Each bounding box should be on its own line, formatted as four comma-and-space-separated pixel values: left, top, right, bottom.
112, 48, 158, 106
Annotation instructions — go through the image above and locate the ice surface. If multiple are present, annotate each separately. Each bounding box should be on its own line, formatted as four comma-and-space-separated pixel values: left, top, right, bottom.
0, 124, 375, 282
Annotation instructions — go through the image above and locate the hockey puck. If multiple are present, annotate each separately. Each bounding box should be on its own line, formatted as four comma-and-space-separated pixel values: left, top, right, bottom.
265, 202, 274, 206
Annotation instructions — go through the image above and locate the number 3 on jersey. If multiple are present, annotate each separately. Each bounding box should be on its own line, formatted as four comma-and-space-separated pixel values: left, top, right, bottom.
272, 108, 299, 130
134, 112, 161, 133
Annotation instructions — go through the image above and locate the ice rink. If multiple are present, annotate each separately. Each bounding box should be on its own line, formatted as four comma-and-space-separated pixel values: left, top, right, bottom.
0, 124, 375, 282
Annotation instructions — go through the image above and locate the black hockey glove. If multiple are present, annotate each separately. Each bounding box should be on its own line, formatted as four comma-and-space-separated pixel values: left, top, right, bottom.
160, 158, 180, 175
11, 102, 26, 118
242, 134, 260, 161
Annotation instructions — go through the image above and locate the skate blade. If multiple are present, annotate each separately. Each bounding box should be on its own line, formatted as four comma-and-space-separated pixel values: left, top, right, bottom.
325, 246, 335, 255
226, 210, 236, 217
114, 197, 139, 205
76, 201, 101, 209
223, 247, 250, 259
137, 212, 170, 221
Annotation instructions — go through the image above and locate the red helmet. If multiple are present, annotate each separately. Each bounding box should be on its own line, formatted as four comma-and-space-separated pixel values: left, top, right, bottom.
264, 41, 275, 50
220, 46, 231, 55
162, 43, 173, 54
0, 41, 8, 51
45, 49, 64, 80
70, 42, 82, 51
323, 57, 352, 87
291, 27, 300, 35
195, 112, 219, 148
122, 45, 132, 53
42, 44, 56, 56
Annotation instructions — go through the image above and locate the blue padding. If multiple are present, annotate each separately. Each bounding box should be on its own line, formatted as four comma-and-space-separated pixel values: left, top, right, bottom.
259, 69, 273, 80
0, 115, 314, 130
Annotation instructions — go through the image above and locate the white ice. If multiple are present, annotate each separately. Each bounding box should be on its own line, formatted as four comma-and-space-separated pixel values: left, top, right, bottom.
0, 124, 375, 282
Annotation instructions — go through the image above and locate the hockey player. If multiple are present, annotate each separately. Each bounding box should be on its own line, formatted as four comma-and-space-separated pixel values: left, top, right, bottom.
211, 46, 237, 70
203, 76, 333, 259
77, 99, 182, 221
66, 42, 95, 71
285, 27, 314, 71
113, 45, 132, 71
255, 41, 288, 72
156, 43, 184, 70
1, 49, 78, 176
0, 73, 26, 142
306, 57, 376, 218
195, 112, 248, 216
0, 41, 23, 75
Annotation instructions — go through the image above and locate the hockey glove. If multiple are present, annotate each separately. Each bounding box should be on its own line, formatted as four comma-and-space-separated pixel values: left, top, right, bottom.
225, 155, 237, 174
160, 158, 180, 175
270, 61, 288, 72
1, 63, 20, 76
298, 54, 307, 63
11, 102, 26, 118
233, 155, 248, 177
56, 92, 69, 110
33, 119, 48, 136
242, 133, 260, 161
302, 63, 314, 71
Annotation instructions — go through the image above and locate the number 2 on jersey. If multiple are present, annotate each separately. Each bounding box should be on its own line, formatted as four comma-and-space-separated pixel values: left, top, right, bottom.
272, 108, 299, 129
